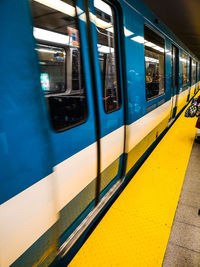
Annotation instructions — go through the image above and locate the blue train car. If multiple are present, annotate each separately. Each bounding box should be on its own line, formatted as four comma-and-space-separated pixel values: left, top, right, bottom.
0, 0, 199, 266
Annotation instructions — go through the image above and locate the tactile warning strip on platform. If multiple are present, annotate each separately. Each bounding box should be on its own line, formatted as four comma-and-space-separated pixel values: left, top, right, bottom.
69, 99, 199, 267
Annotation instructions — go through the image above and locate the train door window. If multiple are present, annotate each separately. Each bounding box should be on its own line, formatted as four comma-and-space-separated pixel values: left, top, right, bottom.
199, 62, 200, 81
94, 0, 121, 113
181, 52, 189, 87
192, 59, 196, 85
199, 63, 200, 81
196, 63, 199, 83
189, 57, 192, 85
144, 25, 165, 100
171, 45, 179, 90
30, 0, 87, 132
198, 62, 200, 81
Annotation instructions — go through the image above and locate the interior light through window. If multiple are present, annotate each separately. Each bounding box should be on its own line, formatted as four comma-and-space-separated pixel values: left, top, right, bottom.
33, 0, 75, 17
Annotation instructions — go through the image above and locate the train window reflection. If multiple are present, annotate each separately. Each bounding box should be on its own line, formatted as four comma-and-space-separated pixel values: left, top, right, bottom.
37, 44, 66, 93
192, 60, 196, 85
31, 0, 87, 132
94, 0, 121, 113
181, 53, 189, 87
197, 63, 200, 82
144, 25, 165, 100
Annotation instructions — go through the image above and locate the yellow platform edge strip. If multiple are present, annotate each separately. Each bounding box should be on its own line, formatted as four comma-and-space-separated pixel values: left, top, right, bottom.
69, 97, 199, 267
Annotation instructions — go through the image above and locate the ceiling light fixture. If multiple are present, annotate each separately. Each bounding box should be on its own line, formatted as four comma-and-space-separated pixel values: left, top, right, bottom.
34, 27, 70, 45
33, 0, 75, 17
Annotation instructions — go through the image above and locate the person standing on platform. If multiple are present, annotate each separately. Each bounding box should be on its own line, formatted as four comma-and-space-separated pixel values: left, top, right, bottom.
195, 117, 200, 144
185, 95, 200, 143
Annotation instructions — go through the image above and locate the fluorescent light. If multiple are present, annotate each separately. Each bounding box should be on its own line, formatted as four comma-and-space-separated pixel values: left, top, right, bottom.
154, 46, 164, 53
144, 41, 155, 47
107, 27, 114, 33
91, 1, 114, 32
34, 27, 70, 45
95, 17, 112, 29
131, 36, 144, 44
94, 0, 112, 16
144, 40, 164, 53
180, 58, 187, 63
97, 44, 114, 53
36, 48, 56, 54
33, 0, 75, 17
36, 48, 66, 55
145, 56, 159, 63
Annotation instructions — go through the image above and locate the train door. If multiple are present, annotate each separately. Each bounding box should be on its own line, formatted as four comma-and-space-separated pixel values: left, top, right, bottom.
31, 0, 99, 247
87, 0, 125, 201
187, 57, 192, 101
170, 44, 179, 120
192, 59, 197, 95
31, 0, 125, 251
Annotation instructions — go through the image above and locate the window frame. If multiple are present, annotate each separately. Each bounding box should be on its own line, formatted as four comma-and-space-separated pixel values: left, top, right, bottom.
192, 59, 196, 85
94, 0, 122, 114
32, 1, 88, 133
196, 62, 198, 83
181, 51, 189, 88
189, 57, 192, 86
36, 39, 68, 95
144, 24, 166, 101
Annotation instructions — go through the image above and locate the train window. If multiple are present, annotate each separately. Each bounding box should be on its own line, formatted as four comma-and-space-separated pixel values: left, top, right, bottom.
94, 0, 121, 113
171, 45, 179, 90
192, 59, 196, 85
189, 57, 192, 85
199, 63, 200, 81
31, 0, 87, 132
144, 25, 165, 100
181, 52, 189, 87
36, 44, 66, 93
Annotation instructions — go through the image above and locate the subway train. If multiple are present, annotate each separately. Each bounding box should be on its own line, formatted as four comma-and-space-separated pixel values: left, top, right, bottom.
0, 0, 200, 266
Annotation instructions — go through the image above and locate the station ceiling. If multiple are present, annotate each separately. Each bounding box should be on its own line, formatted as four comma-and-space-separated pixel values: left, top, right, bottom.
142, 0, 200, 60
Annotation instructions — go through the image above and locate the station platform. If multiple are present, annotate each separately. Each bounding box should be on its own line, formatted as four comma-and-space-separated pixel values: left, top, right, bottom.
68, 96, 200, 266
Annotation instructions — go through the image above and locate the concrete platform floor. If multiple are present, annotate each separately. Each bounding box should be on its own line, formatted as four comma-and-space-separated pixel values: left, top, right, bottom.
163, 135, 200, 267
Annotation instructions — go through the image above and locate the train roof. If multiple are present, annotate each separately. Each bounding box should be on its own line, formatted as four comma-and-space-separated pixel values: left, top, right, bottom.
123, 0, 200, 62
